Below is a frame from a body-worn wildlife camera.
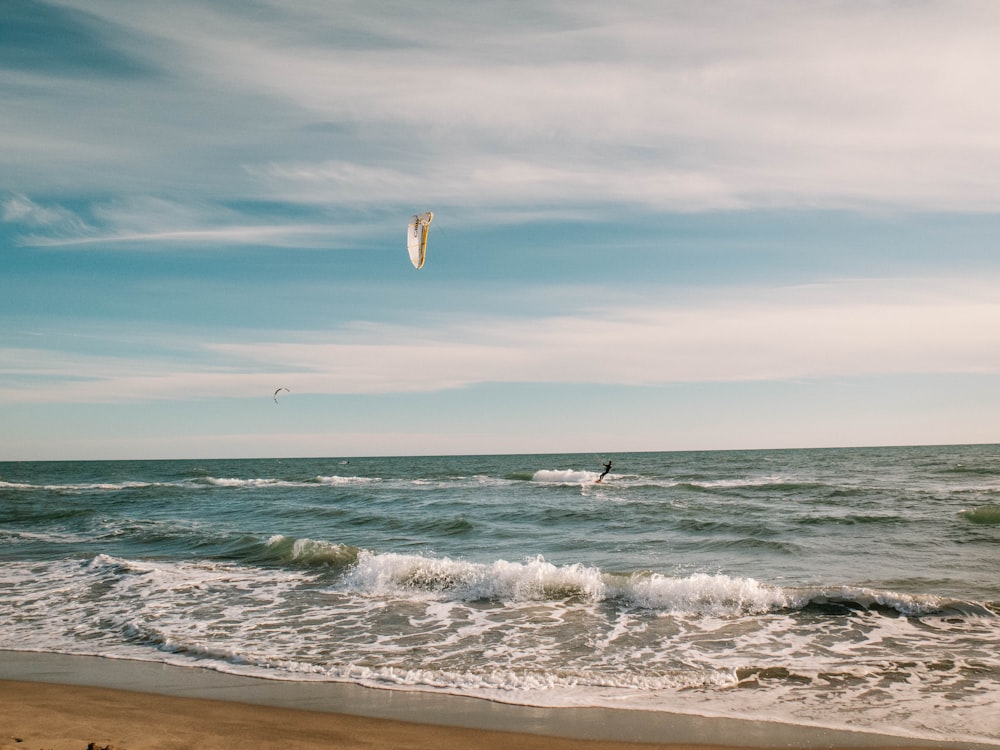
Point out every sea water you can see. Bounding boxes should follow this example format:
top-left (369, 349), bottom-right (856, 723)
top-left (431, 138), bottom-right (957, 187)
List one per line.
top-left (1, 445), bottom-right (998, 745)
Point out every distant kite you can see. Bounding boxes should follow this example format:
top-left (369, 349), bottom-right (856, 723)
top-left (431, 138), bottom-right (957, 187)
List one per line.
top-left (273, 387), bottom-right (290, 403)
top-left (407, 211), bottom-right (433, 269)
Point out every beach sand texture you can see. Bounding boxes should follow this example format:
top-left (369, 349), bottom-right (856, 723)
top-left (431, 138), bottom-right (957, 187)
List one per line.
top-left (3, 653), bottom-right (987, 750)
top-left (0, 679), bottom-right (946, 750)
top-left (2, 679), bottom-right (671, 750)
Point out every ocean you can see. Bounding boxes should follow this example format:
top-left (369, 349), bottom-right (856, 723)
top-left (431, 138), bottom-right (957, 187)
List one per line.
top-left (1, 445), bottom-right (998, 745)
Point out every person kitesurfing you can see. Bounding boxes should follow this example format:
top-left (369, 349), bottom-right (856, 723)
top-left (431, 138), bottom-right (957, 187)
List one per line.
top-left (597, 460), bottom-right (612, 483)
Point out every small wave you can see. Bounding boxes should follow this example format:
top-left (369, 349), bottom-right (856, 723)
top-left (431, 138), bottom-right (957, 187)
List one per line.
top-left (824, 488), bottom-right (866, 499)
top-left (716, 537), bottom-right (802, 554)
top-left (0, 480), bottom-right (36, 490)
top-left (342, 552), bottom-right (608, 601)
top-left (312, 475), bottom-right (378, 486)
top-left (735, 665), bottom-right (813, 686)
top-left (797, 513), bottom-right (905, 526)
top-left (671, 481), bottom-right (716, 494)
top-left (940, 464), bottom-right (1000, 477)
top-left (419, 517), bottom-right (473, 536)
top-left (270, 660), bottom-right (736, 695)
top-left (681, 475), bottom-right (813, 490)
top-left (507, 471), bottom-right (536, 481)
top-left (0, 527), bottom-right (92, 544)
top-left (788, 585), bottom-right (997, 618)
top-left (122, 619), bottom-right (246, 663)
top-left (614, 571), bottom-right (788, 615)
top-left (960, 504), bottom-right (1000, 525)
top-left (0, 480), bottom-right (160, 492)
top-left (263, 535), bottom-right (360, 569)
top-left (532, 469), bottom-right (597, 484)
top-left (86, 553), bottom-right (174, 578)
top-left (202, 477), bottom-right (299, 488)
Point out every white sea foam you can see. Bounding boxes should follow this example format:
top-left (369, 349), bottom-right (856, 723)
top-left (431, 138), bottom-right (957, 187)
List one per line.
top-left (312, 474), bottom-right (378, 485)
top-left (0, 527), bottom-right (92, 544)
top-left (2, 550), bottom-right (998, 746)
top-left (5, 448), bottom-right (1000, 746)
top-left (203, 477), bottom-right (301, 488)
top-left (785, 584), bottom-right (997, 618)
top-left (0, 480), bottom-right (159, 492)
top-left (532, 469), bottom-right (597, 484)
top-left (0, 480), bottom-right (36, 490)
top-left (336, 550), bottom-right (792, 617)
top-left (341, 551), bottom-right (608, 602)
top-left (620, 571), bottom-right (789, 615)
top-left (688, 474), bottom-right (793, 489)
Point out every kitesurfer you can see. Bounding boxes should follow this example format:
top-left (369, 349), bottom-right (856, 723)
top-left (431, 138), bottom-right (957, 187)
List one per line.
top-left (597, 460), bottom-right (612, 483)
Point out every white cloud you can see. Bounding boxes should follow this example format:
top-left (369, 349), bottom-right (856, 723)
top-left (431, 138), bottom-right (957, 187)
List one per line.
top-left (2, 194), bottom-right (90, 233)
top-left (6, 194), bottom-right (370, 249)
top-left (207, 1), bottom-right (1000, 210)
top-left (13, 1), bottom-right (1000, 213)
top-left (5, 276), bottom-right (999, 404)
top-left (21, 223), bottom-right (356, 249)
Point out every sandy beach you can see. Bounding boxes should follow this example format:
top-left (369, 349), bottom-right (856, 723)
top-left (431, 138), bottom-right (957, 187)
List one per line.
top-left (0, 679), bottom-right (697, 750)
top-left (0, 679), bottom-right (959, 750)
top-left (0, 653), bottom-right (987, 750)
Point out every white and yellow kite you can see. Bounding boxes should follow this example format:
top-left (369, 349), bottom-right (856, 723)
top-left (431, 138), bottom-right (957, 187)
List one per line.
top-left (406, 211), bottom-right (434, 269)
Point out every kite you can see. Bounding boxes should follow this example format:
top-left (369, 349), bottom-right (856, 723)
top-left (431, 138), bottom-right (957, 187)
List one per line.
top-left (407, 211), bottom-right (433, 269)
top-left (273, 387), bottom-right (290, 403)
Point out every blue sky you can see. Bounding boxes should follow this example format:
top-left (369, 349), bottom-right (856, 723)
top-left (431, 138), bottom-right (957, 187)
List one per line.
top-left (3, 1), bottom-right (1000, 460)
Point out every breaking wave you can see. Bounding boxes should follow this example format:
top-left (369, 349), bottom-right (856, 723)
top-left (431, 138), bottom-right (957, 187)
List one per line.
top-left (328, 549), bottom-right (995, 619)
top-left (531, 469), bottom-right (597, 484)
top-left (261, 535), bottom-right (360, 569)
top-left (961, 504), bottom-right (1000, 525)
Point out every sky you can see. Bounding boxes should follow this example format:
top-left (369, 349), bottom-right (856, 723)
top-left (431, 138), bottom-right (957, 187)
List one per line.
top-left (3, 0), bottom-right (1000, 461)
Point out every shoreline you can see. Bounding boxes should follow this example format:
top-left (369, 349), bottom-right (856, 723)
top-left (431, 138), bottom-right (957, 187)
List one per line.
top-left (1, 651), bottom-right (993, 750)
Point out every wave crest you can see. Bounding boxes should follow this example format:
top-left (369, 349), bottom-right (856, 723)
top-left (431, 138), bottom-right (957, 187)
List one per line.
top-left (961, 504), bottom-right (1000, 525)
top-left (618, 571), bottom-right (789, 615)
top-left (342, 552), bottom-right (607, 601)
top-left (264, 535), bottom-right (360, 569)
top-left (339, 552), bottom-right (790, 615)
top-left (532, 469), bottom-right (596, 484)
top-left (788, 585), bottom-right (996, 618)
top-left (312, 475), bottom-right (378, 485)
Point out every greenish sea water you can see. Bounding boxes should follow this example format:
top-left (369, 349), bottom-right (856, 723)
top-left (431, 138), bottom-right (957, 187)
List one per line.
top-left (2, 445), bottom-right (998, 744)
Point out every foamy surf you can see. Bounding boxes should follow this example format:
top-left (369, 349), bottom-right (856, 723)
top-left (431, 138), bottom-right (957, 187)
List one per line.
top-left (2, 448), bottom-right (999, 746)
top-left (532, 469), bottom-right (598, 484)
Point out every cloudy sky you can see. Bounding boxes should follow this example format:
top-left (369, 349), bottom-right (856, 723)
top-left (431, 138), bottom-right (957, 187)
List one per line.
top-left (4, 0), bottom-right (1000, 460)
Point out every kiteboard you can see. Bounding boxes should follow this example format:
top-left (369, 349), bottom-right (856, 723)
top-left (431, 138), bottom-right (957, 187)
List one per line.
top-left (407, 211), bottom-right (433, 269)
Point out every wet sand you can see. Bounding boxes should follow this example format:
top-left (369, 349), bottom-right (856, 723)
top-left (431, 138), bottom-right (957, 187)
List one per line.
top-left (0, 652), bottom-right (987, 750)
top-left (0, 679), bottom-right (716, 750)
